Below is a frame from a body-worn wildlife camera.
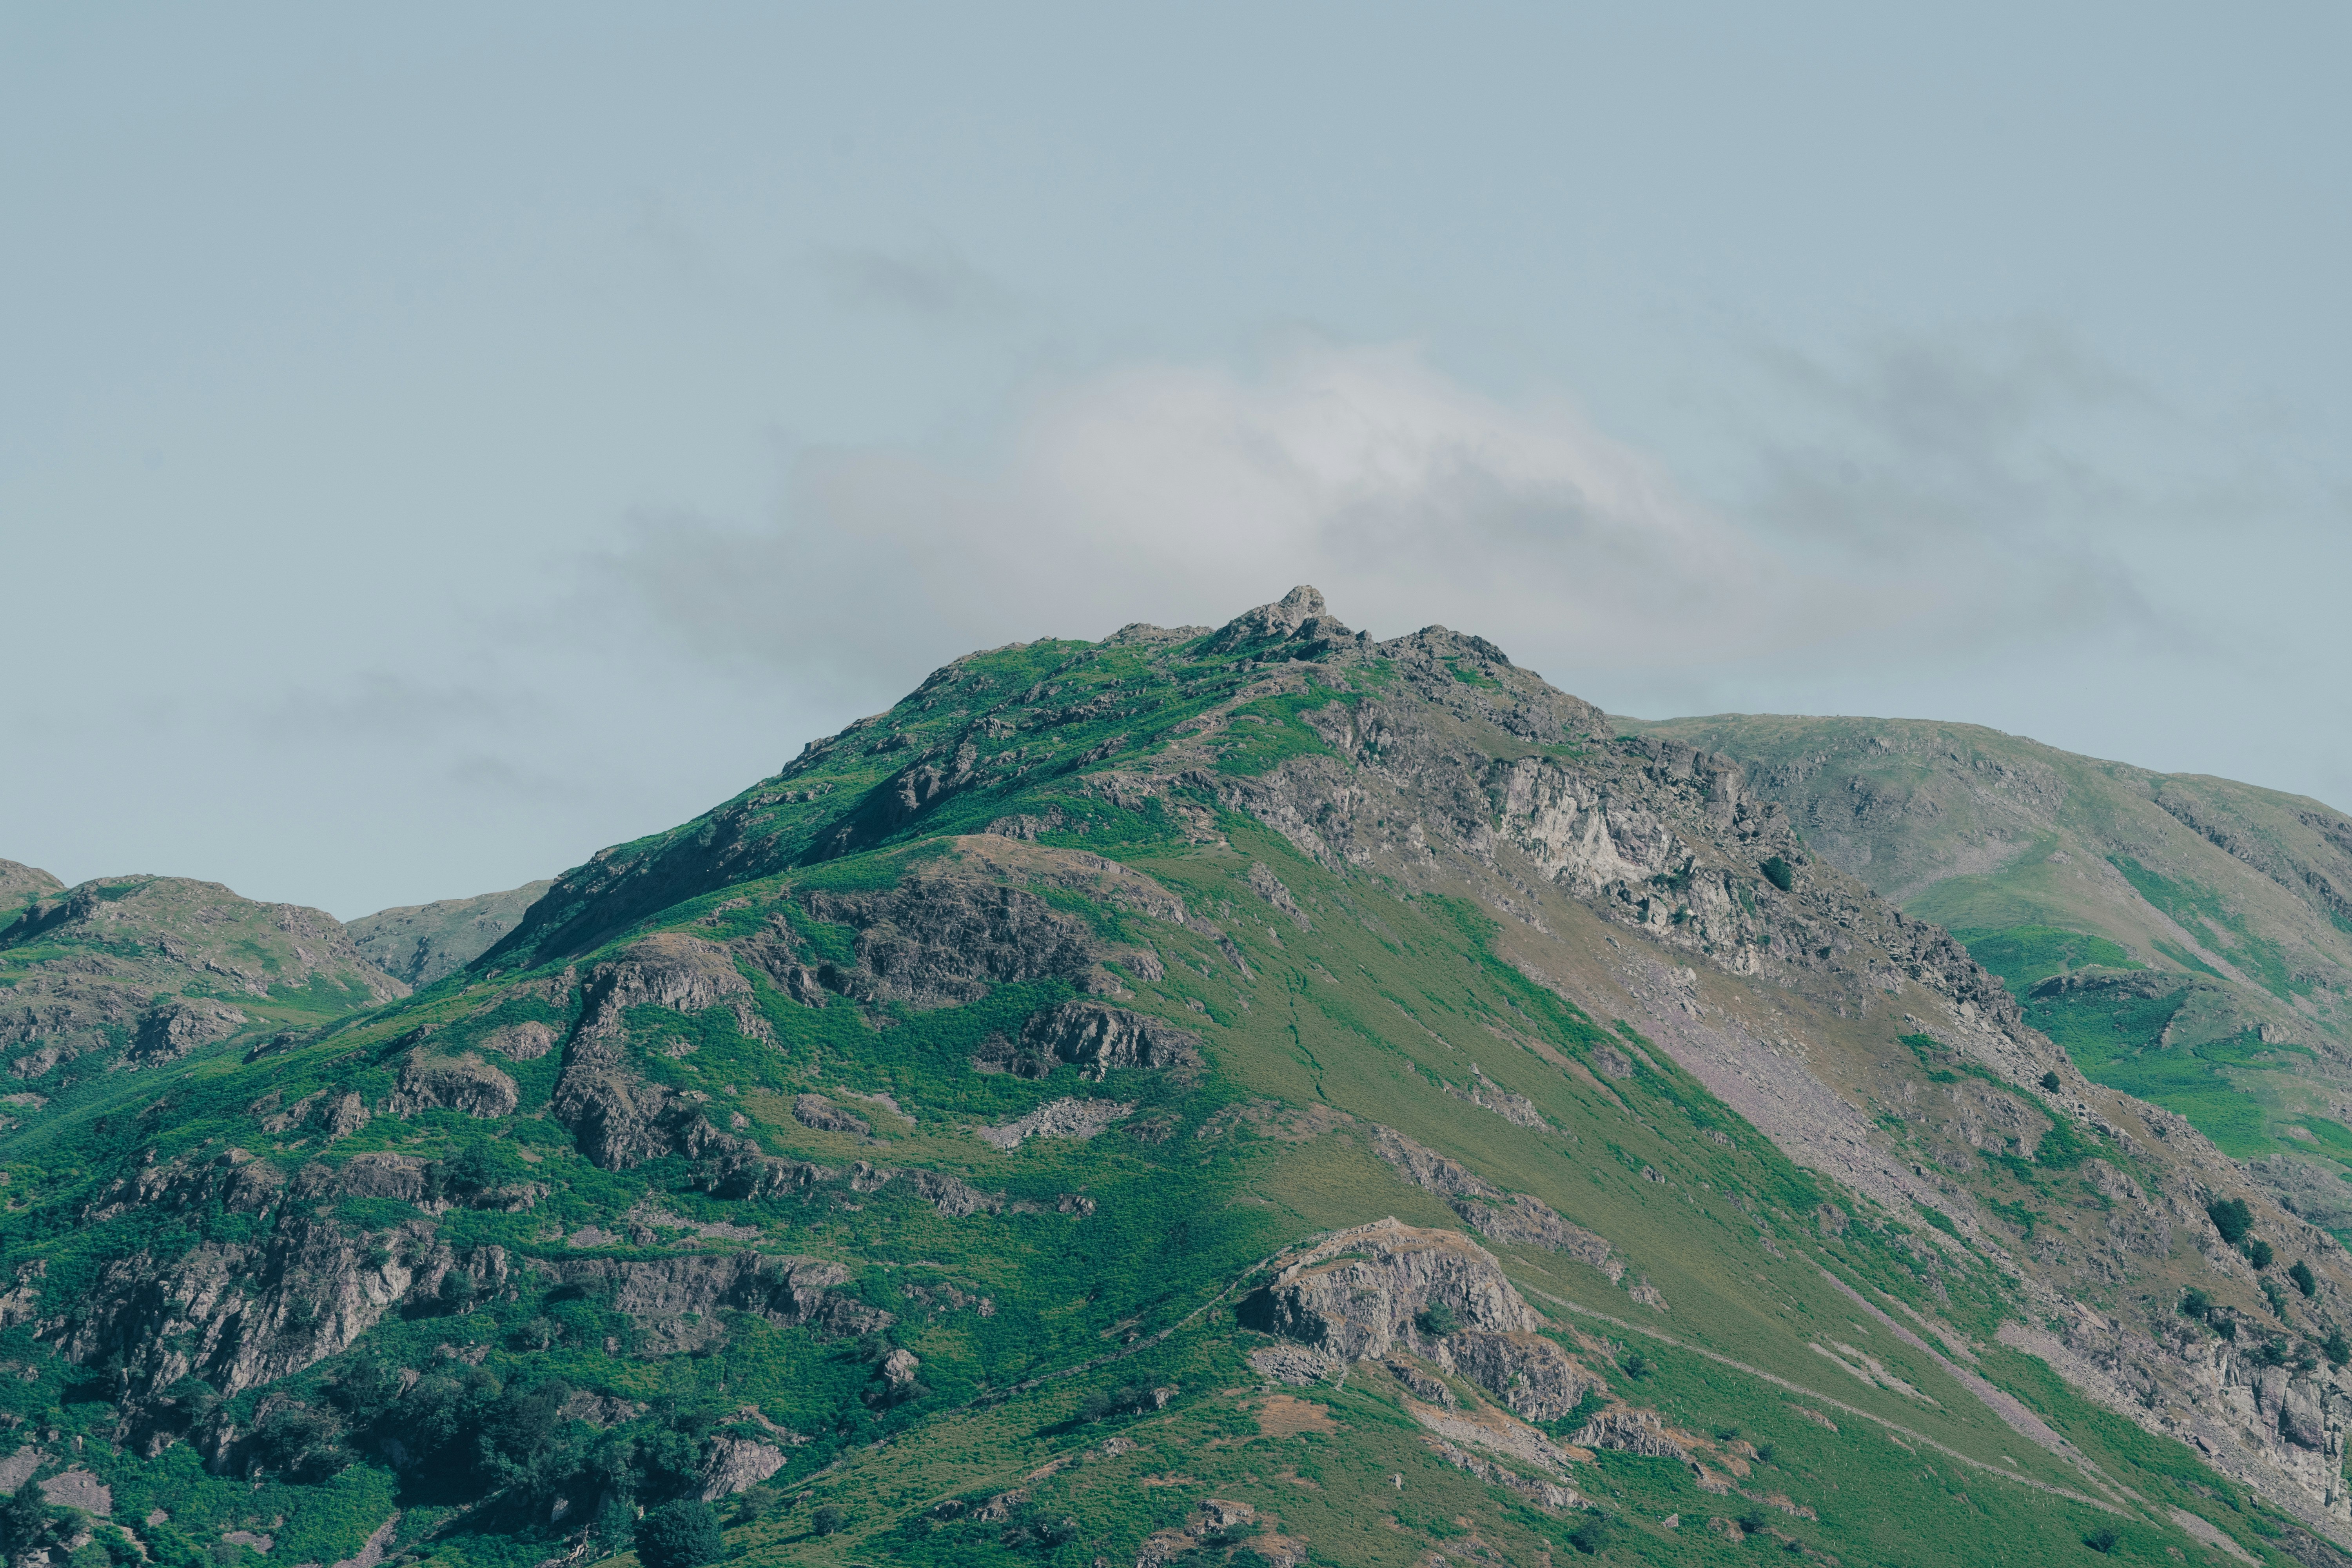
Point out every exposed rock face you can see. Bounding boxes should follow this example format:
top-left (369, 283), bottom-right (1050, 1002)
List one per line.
top-left (1018, 1002), bottom-right (1203, 1077)
top-left (905, 1171), bottom-right (1007, 1218)
top-left (550, 933), bottom-right (765, 1169)
top-left (2007, 1315), bottom-right (2352, 1521)
top-left (478, 1021), bottom-right (557, 1060)
top-left (1240, 1219), bottom-right (1542, 1359)
top-left (577, 933), bottom-right (762, 1040)
top-left (125, 999), bottom-right (251, 1067)
top-left (552, 1052), bottom-right (708, 1171)
top-left (43, 1215), bottom-right (508, 1419)
top-left (347, 880), bottom-right (554, 988)
top-left (320, 1153), bottom-right (429, 1203)
top-left (385, 1052), bottom-right (518, 1119)
top-left (324, 1093), bottom-right (370, 1139)
top-left (0, 1263), bottom-right (44, 1328)
top-left (698, 1436), bottom-right (787, 1501)
top-left (970, 1033), bottom-right (1054, 1078)
top-left (526, 1251), bottom-right (888, 1351)
top-left (791, 1094), bottom-right (870, 1136)
top-left (1443, 1331), bottom-right (1605, 1423)
top-left (1373, 1127), bottom-right (1622, 1280)
top-left (0, 1445), bottom-right (38, 1493)
top-left (82, 1147), bottom-right (285, 1226)
top-left (1572, 1406), bottom-right (1689, 1460)
top-left (978, 1096), bottom-right (1133, 1151)
top-left (1205, 584), bottom-right (1350, 656)
top-left (1240, 1220), bottom-right (1609, 1426)
top-left (39, 1470), bottom-right (110, 1514)
top-left (1250, 1345), bottom-right (1342, 1386)
top-left (801, 875), bottom-right (1101, 1008)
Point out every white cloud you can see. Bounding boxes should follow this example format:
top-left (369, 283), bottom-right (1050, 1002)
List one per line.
top-left (586, 337), bottom-right (2175, 710)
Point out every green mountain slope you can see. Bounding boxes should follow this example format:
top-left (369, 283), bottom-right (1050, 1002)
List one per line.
top-left (1624, 714), bottom-right (2352, 1232)
top-left (350, 881), bottom-right (557, 988)
top-left (5, 594), bottom-right (2352, 1568)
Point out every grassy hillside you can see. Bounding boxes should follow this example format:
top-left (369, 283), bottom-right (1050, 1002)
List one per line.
top-left (2, 596), bottom-right (2347, 1568)
top-left (1624, 714), bottom-right (2352, 1229)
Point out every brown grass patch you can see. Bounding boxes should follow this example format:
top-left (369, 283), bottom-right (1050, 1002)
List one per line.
top-left (1256, 1395), bottom-right (1339, 1436)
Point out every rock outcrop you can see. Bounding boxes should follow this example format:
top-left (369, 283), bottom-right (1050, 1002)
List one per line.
top-left (526, 1251), bottom-right (887, 1352)
top-left (800, 874), bottom-right (1102, 1008)
top-left (977, 1096), bottom-right (1133, 1151)
top-left (697, 1436), bottom-right (788, 1501)
top-left (43, 1214), bottom-right (508, 1430)
top-left (1242, 1220), bottom-right (1539, 1357)
top-left (550, 933), bottom-right (766, 1169)
top-left (1018, 1001), bottom-right (1203, 1077)
top-left (791, 1094), bottom-right (870, 1136)
top-left (1241, 1220), bottom-right (1609, 1429)
top-left (385, 1051), bottom-right (519, 1119)
top-left (1372, 1127), bottom-right (1622, 1280)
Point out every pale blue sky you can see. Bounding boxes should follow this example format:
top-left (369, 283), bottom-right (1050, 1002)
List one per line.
top-left (5, 5), bottom-right (2347, 916)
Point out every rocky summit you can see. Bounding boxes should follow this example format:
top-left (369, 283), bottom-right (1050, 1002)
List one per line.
top-left (4, 587), bottom-right (2352, 1568)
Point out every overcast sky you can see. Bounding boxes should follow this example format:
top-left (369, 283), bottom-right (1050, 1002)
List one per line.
top-left (5, 5), bottom-right (2348, 918)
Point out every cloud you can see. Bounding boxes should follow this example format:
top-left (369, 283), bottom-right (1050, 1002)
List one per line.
top-left (811, 241), bottom-right (1017, 326)
top-left (581, 337), bottom-right (2190, 712)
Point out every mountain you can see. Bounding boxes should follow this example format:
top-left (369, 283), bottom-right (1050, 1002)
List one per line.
top-left (0, 866), bottom-right (408, 1087)
top-left (349, 881), bottom-right (557, 989)
top-left (4, 590), bottom-right (2351, 1568)
top-left (1624, 714), bottom-right (2352, 1240)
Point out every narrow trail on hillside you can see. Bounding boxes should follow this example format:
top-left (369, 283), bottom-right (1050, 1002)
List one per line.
top-left (1809, 1259), bottom-right (2145, 1507)
top-left (1529, 1287), bottom-right (2132, 1517)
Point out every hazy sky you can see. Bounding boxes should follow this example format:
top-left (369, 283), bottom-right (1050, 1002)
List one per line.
top-left (5, 5), bottom-right (2348, 918)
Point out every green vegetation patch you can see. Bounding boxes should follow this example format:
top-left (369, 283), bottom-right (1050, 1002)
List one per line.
top-left (2111, 856), bottom-right (2305, 1000)
top-left (1957, 925), bottom-right (2143, 993)
top-left (2025, 978), bottom-right (2316, 1161)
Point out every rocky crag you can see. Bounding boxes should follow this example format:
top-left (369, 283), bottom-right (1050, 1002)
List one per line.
top-left (2, 590), bottom-right (2348, 1568)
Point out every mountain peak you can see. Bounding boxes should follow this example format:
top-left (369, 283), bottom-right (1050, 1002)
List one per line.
top-left (1206, 583), bottom-right (1350, 653)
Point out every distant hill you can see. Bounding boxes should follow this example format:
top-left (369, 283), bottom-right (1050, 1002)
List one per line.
top-left (348, 878), bottom-right (554, 987)
top-left (0, 867), bottom-right (407, 1083)
top-left (1624, 714), bottom-right (2352, 1229)
top-left (0, 858), bottom-right (63, 918)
